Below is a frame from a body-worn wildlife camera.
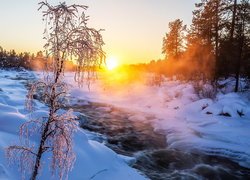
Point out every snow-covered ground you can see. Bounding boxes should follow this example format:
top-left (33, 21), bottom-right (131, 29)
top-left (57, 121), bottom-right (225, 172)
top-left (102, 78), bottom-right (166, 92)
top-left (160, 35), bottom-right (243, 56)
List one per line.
top-left (68, 72), bottom-right (250, 169)
top-left (0, 69), bottom-right (146, 180)
top-left (1, 69), bottom-right (250, 179)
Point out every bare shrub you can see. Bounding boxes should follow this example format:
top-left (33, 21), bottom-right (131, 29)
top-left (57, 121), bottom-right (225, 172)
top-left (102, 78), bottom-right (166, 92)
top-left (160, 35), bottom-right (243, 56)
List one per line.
top-left (193, 80), bottom-right (217, 99)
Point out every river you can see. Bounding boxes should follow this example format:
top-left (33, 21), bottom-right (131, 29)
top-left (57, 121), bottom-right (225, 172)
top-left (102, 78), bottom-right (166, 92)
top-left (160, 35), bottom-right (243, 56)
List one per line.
top-left (72, 102), bottom-right (250, 180)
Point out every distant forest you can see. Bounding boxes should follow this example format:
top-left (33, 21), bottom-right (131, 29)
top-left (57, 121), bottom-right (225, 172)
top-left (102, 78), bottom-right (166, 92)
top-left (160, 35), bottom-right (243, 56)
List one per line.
top-left (0, 0), bottom-right (249, 92)
top-left (0, 47), bottom-right (76, 71)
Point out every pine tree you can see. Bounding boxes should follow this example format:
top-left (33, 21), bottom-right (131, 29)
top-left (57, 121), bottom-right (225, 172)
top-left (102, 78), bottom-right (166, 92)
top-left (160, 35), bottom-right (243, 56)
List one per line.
top-left (187, 0), bottom-right (232, 79)
top-left (234, 0), bottom-right (250, 91)
top-left (162, 19), bottom-right (186, 60)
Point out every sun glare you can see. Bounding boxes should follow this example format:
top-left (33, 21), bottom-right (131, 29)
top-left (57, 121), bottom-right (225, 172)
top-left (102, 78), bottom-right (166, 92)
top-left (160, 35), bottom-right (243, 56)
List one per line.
top-left (106, 56), bottom-right (119, 70)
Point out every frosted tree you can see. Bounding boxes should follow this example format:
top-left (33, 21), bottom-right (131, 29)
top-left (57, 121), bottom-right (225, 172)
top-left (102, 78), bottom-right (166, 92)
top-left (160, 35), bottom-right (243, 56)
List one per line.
top-left (6, 1), bottom-right (105, 180)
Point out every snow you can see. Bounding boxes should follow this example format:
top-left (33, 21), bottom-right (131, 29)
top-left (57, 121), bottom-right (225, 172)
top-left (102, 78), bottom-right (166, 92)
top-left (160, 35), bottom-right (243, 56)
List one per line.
top-left (0, 69), bottom-right (146, 180)
top-left (1, 69), bottom-right (250, 179)
top-left (67, 72), bottom-right (250, 169)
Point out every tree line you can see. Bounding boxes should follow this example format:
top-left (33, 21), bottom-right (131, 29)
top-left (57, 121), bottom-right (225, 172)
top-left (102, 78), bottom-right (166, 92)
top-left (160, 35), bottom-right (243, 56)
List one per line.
top-left (158, 0), bottom-right (249, 92)
top-left (0, 47), bottom-right (77, 71)
top-left (0, 47), bottom-right (36, 69)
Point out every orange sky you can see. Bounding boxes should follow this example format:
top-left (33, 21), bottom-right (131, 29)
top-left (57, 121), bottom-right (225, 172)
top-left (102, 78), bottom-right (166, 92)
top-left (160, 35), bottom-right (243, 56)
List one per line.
top-left (0, 0), bottom-right (199, 64)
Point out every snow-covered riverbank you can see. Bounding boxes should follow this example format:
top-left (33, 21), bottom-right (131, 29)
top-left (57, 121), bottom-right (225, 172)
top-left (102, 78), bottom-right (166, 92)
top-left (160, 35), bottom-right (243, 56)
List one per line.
top-left (68, 73), bottom-right (250, 169)
top-left (0, 69), bottom-right (146, 180)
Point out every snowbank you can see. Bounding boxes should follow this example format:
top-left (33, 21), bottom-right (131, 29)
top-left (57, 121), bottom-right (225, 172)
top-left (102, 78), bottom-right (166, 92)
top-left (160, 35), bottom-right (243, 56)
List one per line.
top-left (0, 70), bottom-right (146, 180)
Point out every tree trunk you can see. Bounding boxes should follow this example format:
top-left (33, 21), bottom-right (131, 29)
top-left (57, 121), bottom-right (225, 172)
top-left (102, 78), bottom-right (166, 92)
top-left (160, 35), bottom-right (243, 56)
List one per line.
top-left (235, 35), bottom-right (244, 92)
top-left (31, 66), bottom-right (60, 179)
top-left (215, 0), bottom-right (219, 79)
top-left (31, 120), bottom-right (50, 180)
top-left (230, 0), bottom-right (237, 41)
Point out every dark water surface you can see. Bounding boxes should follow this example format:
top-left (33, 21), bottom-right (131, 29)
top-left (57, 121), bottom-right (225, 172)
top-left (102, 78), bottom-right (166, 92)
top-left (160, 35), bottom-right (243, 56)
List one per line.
top-left (73, 102), bottom-right (250, 180)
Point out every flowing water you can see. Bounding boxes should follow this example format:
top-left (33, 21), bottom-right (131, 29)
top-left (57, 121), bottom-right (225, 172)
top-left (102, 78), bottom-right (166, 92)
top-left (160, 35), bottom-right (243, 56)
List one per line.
top-left (72, 102), bottom-right (250, 180)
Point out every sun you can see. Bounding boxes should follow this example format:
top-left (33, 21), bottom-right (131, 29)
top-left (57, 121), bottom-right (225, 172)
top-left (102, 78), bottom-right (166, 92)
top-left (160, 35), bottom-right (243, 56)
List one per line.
top-left (106, 56), bottom-right (119, 70)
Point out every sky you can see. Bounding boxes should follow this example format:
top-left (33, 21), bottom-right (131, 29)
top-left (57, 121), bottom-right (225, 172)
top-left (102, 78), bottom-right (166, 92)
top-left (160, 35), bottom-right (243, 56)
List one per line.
top-left (0, 0), bottom-right (199, 64)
